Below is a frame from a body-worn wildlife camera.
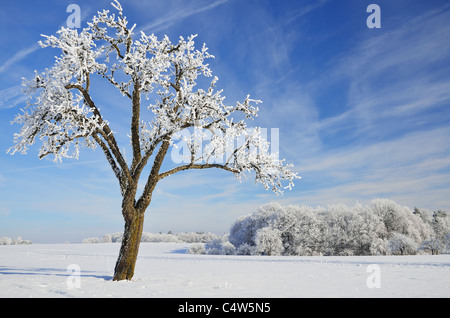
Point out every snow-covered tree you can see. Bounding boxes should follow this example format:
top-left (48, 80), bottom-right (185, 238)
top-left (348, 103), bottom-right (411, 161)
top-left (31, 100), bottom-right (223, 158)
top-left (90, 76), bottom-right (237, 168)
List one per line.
top-left (419, 237), bottom-right (444, 255)
top-left (228, 200), bottom-right (434, 257)
top-left (282, 205), bottom-right (324, 255)
top-left (387, 232), bottom-right (418, 255)
top-left (0, 237), bottom-right (13, 245)
top-left (431, 210), bottom-right (450, 242)
top-left (8, 1), bottom-right (298, 281)
top-left (443, 233), bottom-right (450, 254)
top-left (255, 227), bottom-right (283, 256)
top-left (368, 199), bottom-right (431, 244)
top-left (229, 202), bottom-right (282, 248)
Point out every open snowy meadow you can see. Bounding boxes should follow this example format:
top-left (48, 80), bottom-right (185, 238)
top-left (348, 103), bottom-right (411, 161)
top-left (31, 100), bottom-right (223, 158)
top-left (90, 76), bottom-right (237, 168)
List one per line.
top-left (0, 242), bottom-right (449, 298)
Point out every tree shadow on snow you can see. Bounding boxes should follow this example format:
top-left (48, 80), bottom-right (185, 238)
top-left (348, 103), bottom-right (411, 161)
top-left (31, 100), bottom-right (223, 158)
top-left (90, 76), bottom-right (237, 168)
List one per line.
top-left (0, 266), bottom-right (112, 280)
top-left (169, 248), bottom-right (188, 254)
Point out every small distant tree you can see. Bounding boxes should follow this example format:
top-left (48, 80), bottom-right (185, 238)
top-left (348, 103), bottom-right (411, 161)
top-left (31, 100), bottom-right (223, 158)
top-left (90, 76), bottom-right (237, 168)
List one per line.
top-left (419, 237), bottom-right (444, 255)
top-left (387, 232), bottom-right (418, 255)
top-left (0, 237), bottom-right (12, 245)
top-left (431, 210), bottom-right (450, 242)
top-left (8, 1), bottom-right (298, 280)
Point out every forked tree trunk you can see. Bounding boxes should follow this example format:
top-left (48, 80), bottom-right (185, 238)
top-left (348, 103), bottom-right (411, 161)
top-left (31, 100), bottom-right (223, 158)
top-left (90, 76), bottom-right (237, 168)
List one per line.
top-left (112, 141), bottom-right (169, 281)
top-left (113, 207), bottom-right (145, 281)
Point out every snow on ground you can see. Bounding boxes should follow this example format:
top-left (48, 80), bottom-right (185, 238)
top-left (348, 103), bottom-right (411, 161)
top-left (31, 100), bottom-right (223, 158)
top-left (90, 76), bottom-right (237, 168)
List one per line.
top-left (0, 243), bottom-right (449, 298)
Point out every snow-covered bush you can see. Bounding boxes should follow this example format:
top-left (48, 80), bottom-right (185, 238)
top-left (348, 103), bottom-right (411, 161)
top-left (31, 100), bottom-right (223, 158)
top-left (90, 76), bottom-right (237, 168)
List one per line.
top-left (141, 232), bottom-right (182, 243)
top-left (221, 241), bottom-right (236, 255)
top-left (100, 232), bottom-right (123, 242)
top-left (236, 243), bottom-right (258, 255)
top-left (187, 244), bottom-right (206, 255)
top-left (176, 232), bottom-right (220, 243)
top-left (187, 238), bottom-right (236, 255)
top-left (0, 237), bottom-right (13, 245)
top-left (15, 237), bottom-right (32, 245)
top-left (0, 236), bottom-right (32, 245)
top-left (204, 238), bottom-right (223, 255)
top-left (101, 233), bottom-right (113, 243)
top-left (82, 237), bottom-right (100, 244)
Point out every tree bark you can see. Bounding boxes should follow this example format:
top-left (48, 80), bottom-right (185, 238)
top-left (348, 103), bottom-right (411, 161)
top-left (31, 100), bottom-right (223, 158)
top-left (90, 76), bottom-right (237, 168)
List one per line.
top-left (113, 205), bottom-right (145, 281)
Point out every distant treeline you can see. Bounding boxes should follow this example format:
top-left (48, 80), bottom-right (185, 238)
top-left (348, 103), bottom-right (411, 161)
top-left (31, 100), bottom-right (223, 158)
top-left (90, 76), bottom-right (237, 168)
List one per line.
top-left (0, 236), bottom-right (32, 245)
top-left (82, 231), bottom-right (221, 244)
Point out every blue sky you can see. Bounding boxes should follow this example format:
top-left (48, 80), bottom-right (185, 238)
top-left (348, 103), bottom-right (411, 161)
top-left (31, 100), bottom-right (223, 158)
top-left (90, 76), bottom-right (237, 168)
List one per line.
top-left (1, 0), bottom-right (449, 243)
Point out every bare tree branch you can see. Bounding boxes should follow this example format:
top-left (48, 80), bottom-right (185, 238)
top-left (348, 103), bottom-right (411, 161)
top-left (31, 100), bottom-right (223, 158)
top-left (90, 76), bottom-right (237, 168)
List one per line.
top-left (130, 80), bottom-right (141, 171)
top-left (159, 163), bottom-right (239, 180)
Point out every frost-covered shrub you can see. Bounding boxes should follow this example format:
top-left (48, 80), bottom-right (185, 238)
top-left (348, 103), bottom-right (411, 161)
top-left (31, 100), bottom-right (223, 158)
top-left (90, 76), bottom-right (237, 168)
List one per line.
top-left (111, 232), bottom-right (123, 242)
top-left (100, 232), bottom-right (122, 242)
top-left (82, 237), bottom-right (100, 244)
top-left (187, 239), bottom-right (236, 255)
top-left (141, 232), bottom-right (182, 243)
top-left (221, 241), bottom-right (236, 255)
top-left (11, 236), bottom-right (32, 245)
top-left (0, 237), bottom-right (13, 245)
top-left (295, 245), bottom-right (315, 256)
top-left (236, 243), bottom-right (257, 255)
top-left (101, 233), bottom-right (113, 243)
top-left (255, 227), bottom-right (283, 256)
top-left (0, 236), bottom-right (32, 245)
top-left (177, 232), bottom-right (220, 243)
top-left (187, 244), bottom-right (206, 255)
top-left (205, 238), bottom-right (224, 255)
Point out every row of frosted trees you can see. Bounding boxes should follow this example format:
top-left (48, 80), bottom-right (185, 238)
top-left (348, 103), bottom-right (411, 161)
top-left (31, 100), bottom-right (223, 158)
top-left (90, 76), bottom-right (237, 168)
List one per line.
top-left (215, 199), bottom-right (449, 256)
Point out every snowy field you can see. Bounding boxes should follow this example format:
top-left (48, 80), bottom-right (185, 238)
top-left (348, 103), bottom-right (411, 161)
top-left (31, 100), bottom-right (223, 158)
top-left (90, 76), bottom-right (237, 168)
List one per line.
top-left (0, 243), bottom-right (449, 298)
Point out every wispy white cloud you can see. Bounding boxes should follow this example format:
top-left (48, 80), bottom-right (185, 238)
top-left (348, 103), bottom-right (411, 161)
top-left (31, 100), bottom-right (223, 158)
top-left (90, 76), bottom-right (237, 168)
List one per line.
top-left (317, 4), bottom-right (450, 137)
top-left (138, 0), bottom-right (229, 33)
top-left (294, 125), bottom-right (450, 210)
top-left (274, 4), bottom-right (450, 211)
top-left (0, 85), bottom-right (28, 110)
top-left (0, 44), bottom-right (39, 74)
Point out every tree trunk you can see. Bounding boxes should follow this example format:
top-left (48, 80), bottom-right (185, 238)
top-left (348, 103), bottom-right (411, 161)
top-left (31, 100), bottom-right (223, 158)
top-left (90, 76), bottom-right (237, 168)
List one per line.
top-left (112, 141), bottom-right (168, 281)
top-left (113, 207), bottom-right (145, 281)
